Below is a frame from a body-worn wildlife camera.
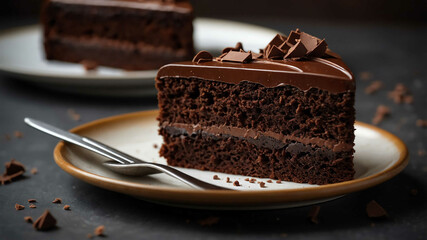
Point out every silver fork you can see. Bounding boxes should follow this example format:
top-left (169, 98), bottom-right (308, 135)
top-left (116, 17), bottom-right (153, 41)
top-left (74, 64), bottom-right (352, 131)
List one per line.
top-left (24, 118), bottom-right (230, 190)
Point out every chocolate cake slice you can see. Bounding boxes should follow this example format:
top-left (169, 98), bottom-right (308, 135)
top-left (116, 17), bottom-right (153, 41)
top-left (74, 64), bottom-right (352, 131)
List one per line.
top-left (156, 30), bottom-right (355, 185)
top-left (41, 0), bottom-right (194, 70)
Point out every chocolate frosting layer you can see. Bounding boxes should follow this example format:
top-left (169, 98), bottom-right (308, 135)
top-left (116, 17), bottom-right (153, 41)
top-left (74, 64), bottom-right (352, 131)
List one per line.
top-left (157, 57), bottom-right (354, 93)
top-left (162, 122), bottom-right (353, 152)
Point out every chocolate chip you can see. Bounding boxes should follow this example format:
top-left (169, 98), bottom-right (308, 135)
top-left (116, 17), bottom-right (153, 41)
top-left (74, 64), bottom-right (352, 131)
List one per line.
top-left (364, 81), bottom-right (383, 94)
top-left (259, 182), bottom-right (266, 188)
top-left (233, 181), bottom-right (240, 186)
top-left (249, 178), bottom-right (256, 183)
top-left (192, 51), bottom-right (213, 64)
top-left (244, 178), bottom-right (250, 181)
top-left (222, 42), bottom-right (244, 54)
top-left (15, 203), bottom-right (25, 210)
top-left (24, 216), bottom-right (33, 223)
top-left (372, 105), bottom-right (390, 125)
top-left (221, 51), bottom-right (252, 63)
top-left (63, 205), bottom-right (71, 210)
top-left (267, 180), bottom-right (273, 183)
top-left (366, 200), bottom-right (387, 218)
top-left (33, 210), bottom-right (57, 231)
top-left (153, 144), bottom-right (158, 149)
top-left (226, 177), bottom-right (231, 183)
top-left (52, 198), bottom-right (62, 204)
top-left (197, 217), bottom-right (220, 226)
top-left (29, 204), bottom-right (36, 208)
top-left (94, 225), bottom-right (105, 236)
top-left (213, 175), bottom-right (220, 180)
top-left (28, 199), bottom-right (37, 203)
top-left (308, 205), bottom-right (320, 224)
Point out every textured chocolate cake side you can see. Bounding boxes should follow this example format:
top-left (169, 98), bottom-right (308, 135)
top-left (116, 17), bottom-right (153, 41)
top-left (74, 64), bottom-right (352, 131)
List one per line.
top-left (41, 0), bottom-right (194, 70)
top-left (156, 31), bottom-right (356, 185)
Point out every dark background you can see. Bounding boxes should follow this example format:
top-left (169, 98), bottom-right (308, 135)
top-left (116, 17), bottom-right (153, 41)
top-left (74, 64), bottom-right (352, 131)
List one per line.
top-left (0, 0), bottom-right (426, 239)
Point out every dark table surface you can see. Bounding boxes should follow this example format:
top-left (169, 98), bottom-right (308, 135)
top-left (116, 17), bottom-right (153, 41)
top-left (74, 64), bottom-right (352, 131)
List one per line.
top-left (0, 17), bottom-right (426, 240)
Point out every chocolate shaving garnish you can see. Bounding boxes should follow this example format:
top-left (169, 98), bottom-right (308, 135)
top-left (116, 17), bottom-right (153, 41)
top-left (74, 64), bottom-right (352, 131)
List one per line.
top-left (30, 168), bottom-right (38, 175)
top-left (29, 204), bottom-right (36, 208)
top-left (24, 216), bottom-right (33, 223)
top-left (249, 178), bottom-right (256, 183)
top-left (52, 198), bottom-right (62, 204)
top-left (259, 182), bottom-right (266, 188)
top-left (266, 45), bottom-right (286, 59)
top-left (63, 205), bottom-right (71, 210)
top-left (221, 51), bottom-right (252, 63)
top-left (366, 200), bottom-right (388, 218)
top-left (233, 181), bottom-right (240, 186)
top-left (300, 32), bottom-right (319, 53)
top-left (15, 203), bottom-right (25, 210)
top-left (1, 159), bottom-right (25, 185)
top-left (416, 119), bottom-right (427, 128)
top-left (213, 175), bottom-right (220, 180)
top-left (308, 205), bottom-right (320, 224)
top-left (197, 217), bottom-right (220, 226)
top-left (372, 105), bottom-right (390, 125)
top-left (34, 210), bottom-right (57, 231)
top-left (323, 48), bottom-right (341, 59)
top-left (226, 177), bottom-right (231, 183)
top-left (192, 51), bottom-right (213, 64)
top-left (284, 40), bottom-right (307, 59)
top-left (307, 39), bottom-right (328, 57)
top-left (94, 225), bottom-right (105, 236)
top-left (222, 42), bottom-right (244, 54)
top-left (250, 51), bottom-right (263, 59)
top-left (28, 199), bottom-right (37, 203)
top-left (388, 83), bottom-right (413, 104)
top-left (286, 30), bottom-right (301, 45)
top-left (364, 81), bottom-right (383, 94)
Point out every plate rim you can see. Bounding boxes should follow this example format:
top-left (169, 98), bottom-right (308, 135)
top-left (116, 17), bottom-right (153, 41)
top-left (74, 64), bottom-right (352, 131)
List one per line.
top-left (53, 110), bottom-right (409, 206)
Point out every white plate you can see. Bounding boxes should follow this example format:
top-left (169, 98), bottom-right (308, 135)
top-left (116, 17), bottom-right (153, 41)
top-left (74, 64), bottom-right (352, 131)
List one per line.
top-left (54, 110), bottom-right (409, 210)
top-left (0, 18), bottom-right (279, 96)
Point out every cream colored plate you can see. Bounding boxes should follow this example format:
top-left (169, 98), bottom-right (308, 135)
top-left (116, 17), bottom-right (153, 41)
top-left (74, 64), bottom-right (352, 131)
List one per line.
top-left (54, 110), bottom-right (409, 210)
top-left (0, 18), bottom-right (279, 96)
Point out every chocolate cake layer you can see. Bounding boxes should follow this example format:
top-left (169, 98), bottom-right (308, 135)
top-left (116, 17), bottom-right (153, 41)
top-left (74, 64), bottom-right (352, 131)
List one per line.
top-left (42, 0), bottom-right (194, 70)
top-left (157, 78), bottom-right (355, 144)
top-left (160, 128), bottom-right (355, 185)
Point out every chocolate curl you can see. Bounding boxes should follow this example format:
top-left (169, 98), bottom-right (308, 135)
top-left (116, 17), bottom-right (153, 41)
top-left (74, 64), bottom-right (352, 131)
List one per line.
top-left (221, 51), bottom-right (252, 63)
top-left (222, 42), bottom-right (244, 54)
top-left (192, 51), bottom-right (213, 64)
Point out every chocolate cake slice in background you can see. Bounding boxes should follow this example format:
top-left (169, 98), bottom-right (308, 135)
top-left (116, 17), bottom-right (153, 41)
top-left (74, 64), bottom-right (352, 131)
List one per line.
top-left (156, 30), bottom-right (355, 185)
top-left (41, 0), bottom-right (194, 70)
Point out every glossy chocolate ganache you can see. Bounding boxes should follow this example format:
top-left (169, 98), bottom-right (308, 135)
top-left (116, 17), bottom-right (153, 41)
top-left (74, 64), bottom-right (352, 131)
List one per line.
top-left (157, 29), bottom-right (355, 154)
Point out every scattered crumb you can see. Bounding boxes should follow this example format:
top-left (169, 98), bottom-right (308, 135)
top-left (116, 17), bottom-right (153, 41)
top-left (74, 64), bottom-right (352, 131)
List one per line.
top-left (410, 189), bottom-right (418, 196)
top-left (30, 168), bottom-right (38, 175)
top-left (28, 199), bottom-right (37, 203)
top-left (67, 109), bottom-right (81, 121)
top-left (33, 210), bottom-right (57, 231)
top-left (366, 200), bottom-right (388, 218)
top-left (1, 159), bottom-right (26, 185)
top-left (64, 205), bottom-right (71, 210)
top-left (52, 198), bottom-right (62, 204)
top-left (24, 216), bottom-right (33, 223)
top-left (87, 233), bottom-right (93, 239)
top-left (364, 80), bottom-right (383, 94)
top-left (267, 180), bottom-right (273, 183)
top-left (276, 180), bottom-right (282, 184)
top-left (249, 178), bottom-right (256, 183)
top-left (197, 217), bottom-right (220, 226)
top-left (15, 204), bottom-right (25, 210)
top-left (418, 150), bottom-right (426, 157)
top-left (29, 204), bottom-right (36, 208)
top-left (81, 60), bottom-right (98, 71)
top-left (233, 181), bottom-right (240, 187)
top-left (259, 182), bottom-right (266, 188)
top-left (14, 131), bottom-right (23, 138)
top-left (94, 225), bottom-right (105, 236)
top-left (213, 175), bottom-right (220, 180)
top-left (5, 134), bottom-right (11, 140)
top-left (308, 205), bottom-right (321, 224)
top-left (153, 144), bottom-right (158, 149)
top-left (226, 177), bottom-right (231, 183)
top-left (388, 83), bottom-right (413, 104)
top-left (244, 178), bottom-right (249, 181)
top-left (359, 71), bottom-right (373, 81)
top-left (416, 119), bottom-right (427, 128)
top-left (372, 105), bottom-right (390, 125)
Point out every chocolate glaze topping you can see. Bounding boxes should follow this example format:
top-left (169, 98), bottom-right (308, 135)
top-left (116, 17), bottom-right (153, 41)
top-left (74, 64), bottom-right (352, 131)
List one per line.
top-left (158, 29), bottom-right (354, 93)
